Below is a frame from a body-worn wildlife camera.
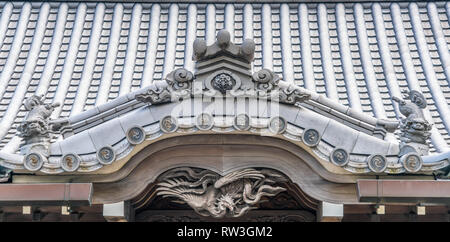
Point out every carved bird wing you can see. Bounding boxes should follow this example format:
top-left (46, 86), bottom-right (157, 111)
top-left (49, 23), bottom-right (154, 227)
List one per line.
top-left (157, 178), bottom-right (211, 195)
top-left (161, 167), bottom-right (218, 181)
top-left (156, 185), bottom-right (208, 209)
top-left (214, 168), bottom-right (265, 189)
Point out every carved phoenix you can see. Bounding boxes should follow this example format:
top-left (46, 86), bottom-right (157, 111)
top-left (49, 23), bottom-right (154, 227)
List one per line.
top-left (156, 167), bottom-right (287, 218)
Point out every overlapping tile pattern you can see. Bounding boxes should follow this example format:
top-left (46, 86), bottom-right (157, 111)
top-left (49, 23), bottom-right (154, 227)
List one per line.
top-left (0, 1), bottom-right (449, 153)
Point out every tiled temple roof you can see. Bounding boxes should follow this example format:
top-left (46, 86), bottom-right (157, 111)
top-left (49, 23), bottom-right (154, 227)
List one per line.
top-left (0, 1), bottom-right (449, 154)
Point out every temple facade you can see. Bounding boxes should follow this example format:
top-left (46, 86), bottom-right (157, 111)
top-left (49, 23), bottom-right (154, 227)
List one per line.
top-left (0, 0), bottom-right (449, 222)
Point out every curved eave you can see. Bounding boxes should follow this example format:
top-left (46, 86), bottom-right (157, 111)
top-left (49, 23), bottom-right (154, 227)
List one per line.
top-left (1, 83), bottom-right (447, 175)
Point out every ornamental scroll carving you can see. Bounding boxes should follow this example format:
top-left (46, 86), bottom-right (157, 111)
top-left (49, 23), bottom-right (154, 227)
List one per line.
top-left (135, 87), bottom-right (171, 104)
top-left (135, 68), bottom-right (194, 104)
top-left (136, 30), bottom-right (311, 107)
top-left (251, 69), bottom-right (311, 104)
top-left (156, 167), bottom-right (287, 218)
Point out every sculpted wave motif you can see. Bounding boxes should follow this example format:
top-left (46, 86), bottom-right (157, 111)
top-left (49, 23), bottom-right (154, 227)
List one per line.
top-left (135, 68), bottom-right (193, 105)
top-left (156, 167), bottom-right (287, 218)
top-left (135, 87), bottom-right (171, 105)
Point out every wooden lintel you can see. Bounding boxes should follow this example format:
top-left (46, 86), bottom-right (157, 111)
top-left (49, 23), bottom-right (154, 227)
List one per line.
top-left (357, 179), bottom-right (450, 204)
top-left (0, 183), bottom-right (93, 206)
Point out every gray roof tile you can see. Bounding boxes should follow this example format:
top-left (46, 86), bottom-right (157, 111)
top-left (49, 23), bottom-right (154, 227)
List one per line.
top-left (0, 1), bottom-right (449, 154)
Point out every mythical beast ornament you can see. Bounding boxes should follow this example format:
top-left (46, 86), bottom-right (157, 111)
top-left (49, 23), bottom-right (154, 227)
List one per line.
top-left (17, 95), bottom-right (61, 171)
top-left (156, 167), bottom-right (287, 218)
top-left (393, 90), bottom-right (432, 155)
top-left (17, 95), bottom-right (60, 143)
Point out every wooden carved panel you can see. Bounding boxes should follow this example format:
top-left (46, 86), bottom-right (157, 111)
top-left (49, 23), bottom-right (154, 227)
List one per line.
top-left (131, 168), bottom-right (318, 222)
top-left (135, 210), bottom-right (316, 222)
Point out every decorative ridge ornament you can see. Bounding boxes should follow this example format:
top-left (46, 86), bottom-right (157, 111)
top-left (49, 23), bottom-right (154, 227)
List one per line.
top-left (136, 68), bottom-right (194, 104)
top-left (193, 29), bottom-right (255, 63)
top-left (278, 83), bottom-right (312, 105)
top-left (393, 90), bottom-right (432, 156)
top-left (166, 68), bottom-right (194, 90)
top-left (16, 95), bottom-right (60, 172)
top-left (253, 69), bottom-right (280, 90)
top-left (212, 73), bottom-right (236, 94)
top-left (156, 167), bottom-right (287, 218)
top-left (136, 29), bottom-right (312, 106)
top-left (17, 95), bottom-right (60, 144)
